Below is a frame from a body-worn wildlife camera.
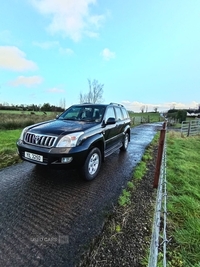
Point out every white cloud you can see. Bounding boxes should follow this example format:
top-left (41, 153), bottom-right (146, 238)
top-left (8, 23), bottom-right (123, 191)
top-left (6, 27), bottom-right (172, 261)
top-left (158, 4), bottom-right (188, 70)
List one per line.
top-left (31, 0), bottom-right (105, 41)
top-left (164, 101), bottom-right (199, 110)
top-left (85, 31), bottom-right (99, 38)
top-left (47, 87), bottom-right (65, 93)
top-left (121, 101), bottom-right (157, 112)
top-left (9, 76), bottom-right (43, 87)
top-left (59, 47), bottom-right (74, 55)
top-left (0, 46), bottom-right (37, 71)
top-left (121, 101), bottom-right (200, 112)
top-left (101, 48), bottom-right (115, 61)
top-left (33, 41), bottom-right (59, 49)
top-left (33, 41), bottom-right (74, 55)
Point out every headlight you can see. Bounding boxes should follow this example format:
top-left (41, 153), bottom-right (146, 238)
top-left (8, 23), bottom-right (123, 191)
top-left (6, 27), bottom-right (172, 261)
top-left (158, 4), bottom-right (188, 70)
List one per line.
top-left (56, 132), bottom-right (84, 148)
top-left (19, 127), bottom-right (29, 141)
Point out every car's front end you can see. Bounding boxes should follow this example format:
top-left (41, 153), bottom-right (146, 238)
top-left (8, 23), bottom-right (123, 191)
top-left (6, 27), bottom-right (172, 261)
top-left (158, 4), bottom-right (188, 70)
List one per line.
top-left (16, 119), bottom-right (96, 169)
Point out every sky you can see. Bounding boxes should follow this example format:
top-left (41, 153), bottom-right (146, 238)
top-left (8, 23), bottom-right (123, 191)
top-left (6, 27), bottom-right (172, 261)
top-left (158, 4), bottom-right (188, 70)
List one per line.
top-left (0, 0), bottom-right (200, 112)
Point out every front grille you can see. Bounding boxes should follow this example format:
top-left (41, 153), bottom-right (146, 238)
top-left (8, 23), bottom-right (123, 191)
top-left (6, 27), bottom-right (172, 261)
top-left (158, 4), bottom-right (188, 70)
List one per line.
top-left (24, 132), bottom-right (57, 148)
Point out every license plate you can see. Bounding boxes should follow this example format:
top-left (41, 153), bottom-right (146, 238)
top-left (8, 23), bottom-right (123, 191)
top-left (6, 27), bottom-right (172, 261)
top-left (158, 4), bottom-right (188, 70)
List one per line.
top-left (25, 151), bottom-right (43, 162)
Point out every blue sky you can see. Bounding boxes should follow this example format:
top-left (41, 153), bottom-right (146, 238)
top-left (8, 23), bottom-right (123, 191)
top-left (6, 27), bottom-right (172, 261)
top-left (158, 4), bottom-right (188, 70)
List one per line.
top-left (0, 0), bottom-right (200, 112)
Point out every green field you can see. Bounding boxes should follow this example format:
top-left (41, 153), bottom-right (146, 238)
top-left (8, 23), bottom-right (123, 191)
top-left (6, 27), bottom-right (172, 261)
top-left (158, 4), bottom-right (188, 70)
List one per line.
top-left (0, 129), bottom-right (22, 169)
top-left (0, 111), bottom-right (57, 130)
top-left (0, 110), bottom-right (55, 115)
top-left (165, 132), bottom-right (200, 266)
top-left (129, 111), bottom-right (163, 124)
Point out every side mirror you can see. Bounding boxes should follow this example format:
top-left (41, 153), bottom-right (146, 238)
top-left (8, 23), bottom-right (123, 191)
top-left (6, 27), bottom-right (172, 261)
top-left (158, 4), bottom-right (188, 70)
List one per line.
top-left (106, 117), bottom-right (116, 125)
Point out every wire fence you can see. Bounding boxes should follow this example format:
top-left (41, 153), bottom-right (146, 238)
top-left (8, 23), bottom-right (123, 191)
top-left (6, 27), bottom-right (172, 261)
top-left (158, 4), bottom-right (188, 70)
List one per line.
top-left (148, 122), bottom-right (168, 267)
top-left (148, 119), bottom-right (200, 266)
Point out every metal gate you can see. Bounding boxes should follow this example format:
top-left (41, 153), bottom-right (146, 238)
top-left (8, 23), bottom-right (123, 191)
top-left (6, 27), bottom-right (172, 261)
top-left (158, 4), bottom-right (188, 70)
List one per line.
top-left (181, 119), bottom-right (200, 136)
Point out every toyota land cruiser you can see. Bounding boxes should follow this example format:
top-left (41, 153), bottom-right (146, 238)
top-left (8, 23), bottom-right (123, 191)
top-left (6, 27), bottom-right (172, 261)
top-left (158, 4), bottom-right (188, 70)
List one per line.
top-left (17, 103), bottom-right (131, 180)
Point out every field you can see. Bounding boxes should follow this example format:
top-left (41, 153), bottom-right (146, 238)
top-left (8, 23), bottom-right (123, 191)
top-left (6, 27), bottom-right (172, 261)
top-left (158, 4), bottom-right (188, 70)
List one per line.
top-left (165, 132), bottom-right (200, 266)
top-left (129, 111), bottom-right (163, 124)
top-left (0, 111), bottom-right (58, 130)
top-left (0, 129), bottom-right (22, 169)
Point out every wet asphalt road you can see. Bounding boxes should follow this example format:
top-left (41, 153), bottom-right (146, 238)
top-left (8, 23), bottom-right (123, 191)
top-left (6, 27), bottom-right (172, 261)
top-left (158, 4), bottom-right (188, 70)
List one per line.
top-left (0, 123), bottom-right (162, 267)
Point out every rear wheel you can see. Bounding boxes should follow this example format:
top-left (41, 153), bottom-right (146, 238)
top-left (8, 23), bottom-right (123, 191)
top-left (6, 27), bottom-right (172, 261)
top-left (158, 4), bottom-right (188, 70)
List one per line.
top-left (80, 147), bottom-right (102, 181)
top-left (120, 132), bottom-right (129, 151)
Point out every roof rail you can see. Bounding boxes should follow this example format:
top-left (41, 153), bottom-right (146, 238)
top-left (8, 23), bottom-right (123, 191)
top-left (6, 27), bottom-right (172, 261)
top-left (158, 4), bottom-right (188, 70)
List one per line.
top-left (109, 103), bottom-right (124, 107)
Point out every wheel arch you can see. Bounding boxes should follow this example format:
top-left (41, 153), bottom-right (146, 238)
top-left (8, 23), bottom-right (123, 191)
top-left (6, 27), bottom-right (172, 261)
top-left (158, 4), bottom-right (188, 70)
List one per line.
top-left (124, 125), bottom-right (131, 141)
top-left (81, 133), bottom-right (105, 162)
top-left (88, 140), bottom-right (104, 162)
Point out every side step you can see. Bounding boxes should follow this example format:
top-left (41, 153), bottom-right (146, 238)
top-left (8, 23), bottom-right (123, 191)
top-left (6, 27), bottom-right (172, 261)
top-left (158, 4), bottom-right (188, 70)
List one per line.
top-left (104, 142), bottom-right (122, 158)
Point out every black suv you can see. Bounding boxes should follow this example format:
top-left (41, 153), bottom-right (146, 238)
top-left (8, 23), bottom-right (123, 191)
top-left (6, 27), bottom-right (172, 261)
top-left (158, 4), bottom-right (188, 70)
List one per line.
top-left (17, 103), bottom-right (131, 180)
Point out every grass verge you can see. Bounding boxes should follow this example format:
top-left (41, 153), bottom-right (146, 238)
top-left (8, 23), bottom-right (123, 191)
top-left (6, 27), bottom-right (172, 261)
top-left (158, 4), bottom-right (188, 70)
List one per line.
top-left (165, 132), bottom-right (200, 267)
top-left (0, 129), bottom-right (22, 169)
top-left (116, 130), bottom-right (200, 267)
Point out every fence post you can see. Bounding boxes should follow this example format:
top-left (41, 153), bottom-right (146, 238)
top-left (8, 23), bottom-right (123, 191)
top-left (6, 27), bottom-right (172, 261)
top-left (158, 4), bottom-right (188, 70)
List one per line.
top-left (153, 123), bottom-right (166, 188)
top-left (187, 121), bottom-right (191, 137)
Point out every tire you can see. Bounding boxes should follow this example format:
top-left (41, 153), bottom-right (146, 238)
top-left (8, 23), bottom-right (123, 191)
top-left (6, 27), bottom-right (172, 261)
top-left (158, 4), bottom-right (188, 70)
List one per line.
top-left (120, 132), bottom-right (129, 151)
top-left (80, 147), bottom-right (102, 181)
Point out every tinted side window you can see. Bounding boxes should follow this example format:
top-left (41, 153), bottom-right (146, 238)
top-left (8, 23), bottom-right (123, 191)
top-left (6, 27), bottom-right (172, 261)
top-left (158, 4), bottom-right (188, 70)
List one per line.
top-left (114, 107), bottom-right (123, 121)
top-left (104, 107), bottom-right (115, 122)
top-left (121, 107), bottom-right (129, 119)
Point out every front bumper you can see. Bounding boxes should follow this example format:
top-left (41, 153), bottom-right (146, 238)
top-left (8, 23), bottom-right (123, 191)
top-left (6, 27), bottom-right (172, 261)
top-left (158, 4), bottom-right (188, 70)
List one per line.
top-left (16, 140), bottom-right (88, 169)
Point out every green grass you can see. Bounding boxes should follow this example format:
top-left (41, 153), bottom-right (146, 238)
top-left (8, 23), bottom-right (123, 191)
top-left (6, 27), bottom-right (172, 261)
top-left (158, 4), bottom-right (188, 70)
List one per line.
top-left (166, 132), bottom-right (200, 266)
top-left (121, 130), bottom-right (200, 266)
top-left (133, 132), bottom-right (159, 181)
top-left (118, 133), bottom-right (159, 209)
top-left (0, 112), bottom-right (57, 130)
top-left (118, 189), bottom-right (131, 206)
top-left (0, 129), bottom-right (22, 169)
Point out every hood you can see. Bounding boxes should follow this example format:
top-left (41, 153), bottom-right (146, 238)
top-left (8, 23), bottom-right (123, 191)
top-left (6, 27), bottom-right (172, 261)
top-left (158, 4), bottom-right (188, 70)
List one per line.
top-left (27, 119), bottom-right (97, 135)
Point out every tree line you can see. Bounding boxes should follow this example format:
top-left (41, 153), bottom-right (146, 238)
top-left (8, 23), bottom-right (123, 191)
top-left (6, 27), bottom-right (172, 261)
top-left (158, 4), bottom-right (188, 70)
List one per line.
top-left (0, 103), bottom-right (64, 112)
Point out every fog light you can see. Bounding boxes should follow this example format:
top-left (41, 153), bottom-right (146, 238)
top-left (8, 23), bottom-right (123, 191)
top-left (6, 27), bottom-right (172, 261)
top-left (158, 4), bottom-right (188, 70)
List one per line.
top-left (61, 157), bottom-right (73, 163)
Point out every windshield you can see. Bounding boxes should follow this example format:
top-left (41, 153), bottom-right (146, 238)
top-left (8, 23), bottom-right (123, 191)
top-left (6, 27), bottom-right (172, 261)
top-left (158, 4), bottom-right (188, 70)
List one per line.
top-left (58, 105), bottom-right (105, 122)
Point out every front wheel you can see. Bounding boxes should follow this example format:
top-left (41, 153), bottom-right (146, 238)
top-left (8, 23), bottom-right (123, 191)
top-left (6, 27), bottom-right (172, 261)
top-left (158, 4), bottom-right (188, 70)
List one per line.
top-left (120, 132), bottom-right (129, 151)
top-left (80, 147), bottom-right (102, 181)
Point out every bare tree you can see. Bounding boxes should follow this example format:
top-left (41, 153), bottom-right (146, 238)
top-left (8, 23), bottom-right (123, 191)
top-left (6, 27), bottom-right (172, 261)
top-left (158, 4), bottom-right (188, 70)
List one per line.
top-left (59, 98), bottom-right (66, 109)
top-left (80, 79), bottom-right (104, 104)
top-left (154, 106), bottom-right (158, 113)
top-left (140, 105), bottom-right (145, 113)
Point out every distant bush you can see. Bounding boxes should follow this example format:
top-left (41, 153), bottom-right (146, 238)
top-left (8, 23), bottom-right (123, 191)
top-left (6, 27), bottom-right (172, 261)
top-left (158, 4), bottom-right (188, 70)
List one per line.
top-left (177, 109), bottom-right (187, 123)
top-left (166, 109), bottom-right (187, 124)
